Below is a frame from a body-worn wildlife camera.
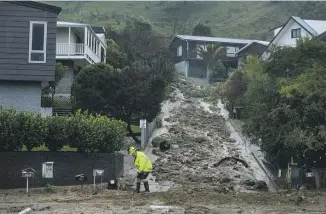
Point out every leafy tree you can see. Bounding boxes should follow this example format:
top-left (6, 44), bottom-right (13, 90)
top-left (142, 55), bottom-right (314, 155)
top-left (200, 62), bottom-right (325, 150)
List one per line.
top-left (209, 60), bottom-right (227, 79)
top-left (192, 23), bottom-right (213, 36)
top-left (198, 43), bottom-right (226, 78)
top-left (72, 62), bottom-right (165, 144)
top-left (106, 39), bottom-right (127, 69)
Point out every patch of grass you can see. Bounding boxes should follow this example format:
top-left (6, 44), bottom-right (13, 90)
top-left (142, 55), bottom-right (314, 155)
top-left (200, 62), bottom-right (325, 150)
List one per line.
top-left (131, 125), bottom-right (140, 133)
top-left (21, 144), bottom-right (77, 152)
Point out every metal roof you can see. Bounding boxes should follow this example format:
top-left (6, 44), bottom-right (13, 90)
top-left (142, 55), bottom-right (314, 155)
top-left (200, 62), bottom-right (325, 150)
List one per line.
top-left (92, 27), bottom-right (106, 34)
top-left (269, 16), bottom-right (326, 35)
top-left (9, 1), bottom-right (61, 14)
top-left (176, 35), bottom-right (263, 45)
top-left (237, 40), bottom-right (269, 55)
top-left (292, 16), bottom-right (318, 36)
top-left (57, 21), bottom-right (88, 27)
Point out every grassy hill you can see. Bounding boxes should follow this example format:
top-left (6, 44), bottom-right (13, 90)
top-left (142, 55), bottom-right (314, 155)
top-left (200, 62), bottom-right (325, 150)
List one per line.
top-left (48, 1), bottom-right (326, 41)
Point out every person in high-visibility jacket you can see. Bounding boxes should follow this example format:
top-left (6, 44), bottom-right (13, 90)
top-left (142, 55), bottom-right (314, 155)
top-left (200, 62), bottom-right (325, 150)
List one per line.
top-left (128, 146), bottom-right (152, 193)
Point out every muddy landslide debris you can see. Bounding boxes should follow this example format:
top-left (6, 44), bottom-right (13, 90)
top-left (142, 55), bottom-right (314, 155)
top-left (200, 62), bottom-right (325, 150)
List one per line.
top-left (151, 77), bottom-right (266, 192)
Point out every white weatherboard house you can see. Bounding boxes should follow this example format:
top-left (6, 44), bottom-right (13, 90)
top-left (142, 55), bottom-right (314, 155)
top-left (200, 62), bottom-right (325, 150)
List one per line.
top-left (55, 21), bottom-right (107, 96)
top-left (261, 16), bottom-right (326, 60)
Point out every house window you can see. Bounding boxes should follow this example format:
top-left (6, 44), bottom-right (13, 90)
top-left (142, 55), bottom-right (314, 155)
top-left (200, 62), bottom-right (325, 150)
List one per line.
top-left (177, 46), bottom-right (182, 56)
top-left (29, 21), bottom-right (47, 63)
top-left (291, 28), bottom-right (301, 38)
top-left (101, 47), bottom-right (105, 63)
top-left (226, 46), bottom-right (236, 57)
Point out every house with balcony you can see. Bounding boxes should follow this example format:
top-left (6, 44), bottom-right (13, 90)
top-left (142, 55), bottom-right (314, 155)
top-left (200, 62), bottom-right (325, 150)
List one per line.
top-left (169, 35), bottom-right (267, 78)
top-left (55, 21), bottom-right (107, 98)
top-left (0, 1), bottom-right (61, 113)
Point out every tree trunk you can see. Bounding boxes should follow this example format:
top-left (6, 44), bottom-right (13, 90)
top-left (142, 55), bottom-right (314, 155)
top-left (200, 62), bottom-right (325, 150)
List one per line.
top-left (127, 122), bottom-right (141, 144)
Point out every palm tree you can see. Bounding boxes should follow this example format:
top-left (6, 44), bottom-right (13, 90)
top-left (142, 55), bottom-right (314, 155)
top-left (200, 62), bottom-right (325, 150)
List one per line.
top-left (197, 43), bottom-right (226, 79)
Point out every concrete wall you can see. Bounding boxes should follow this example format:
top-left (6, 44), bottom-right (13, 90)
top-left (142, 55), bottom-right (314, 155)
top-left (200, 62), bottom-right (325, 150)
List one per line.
top-left (0, 152), bottom-right (124, 189)
top-left (188, 60), bottom-right (206, 78)
top-left (0, 81), bottom-right (41, 112)
top-left (175, 60), bottom-right (188, 76)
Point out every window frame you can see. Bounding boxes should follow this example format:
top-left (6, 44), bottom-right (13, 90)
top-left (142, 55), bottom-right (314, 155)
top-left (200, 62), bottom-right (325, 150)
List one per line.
top-left (28, 21), bottom-right (47, 64)
top-left (177, 45), bottom-right (182, 56)
top-left (291, 28), bottom-right (301, 38)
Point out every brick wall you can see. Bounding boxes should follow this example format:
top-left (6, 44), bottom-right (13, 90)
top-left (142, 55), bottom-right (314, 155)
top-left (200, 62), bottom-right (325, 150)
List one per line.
top-left (0, 152), bottom-right (124, 189)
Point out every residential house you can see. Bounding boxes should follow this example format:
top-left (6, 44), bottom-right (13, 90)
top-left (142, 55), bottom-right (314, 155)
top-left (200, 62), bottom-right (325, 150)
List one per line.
top-left (55, 21), bottom-right (107, 98)
top-left (169, 35), bottom-right (267, 78)
top-left (0, 1), bottom-right (61, 112)
top-left (236, 41), bottom-right (269, 67)
top-left (261, 16), bottom-right (326, 60)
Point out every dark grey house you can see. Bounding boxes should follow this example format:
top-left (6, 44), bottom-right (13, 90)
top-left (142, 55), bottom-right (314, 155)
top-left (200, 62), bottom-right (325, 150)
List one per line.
top-left (169, 35), bottom-right (268, 78)
top-left (0, 1), bottom-right (61, 112)
top-left (236, 41), bottom-right (269, 67)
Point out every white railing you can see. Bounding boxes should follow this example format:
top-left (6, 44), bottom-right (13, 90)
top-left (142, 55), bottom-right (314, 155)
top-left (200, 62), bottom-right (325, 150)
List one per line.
top-left (56, 43), bottom-right (85, 56)
top-left (85, 45), bottom-right (100, 63)
top-left (56, 43), bottom-right (101, 63)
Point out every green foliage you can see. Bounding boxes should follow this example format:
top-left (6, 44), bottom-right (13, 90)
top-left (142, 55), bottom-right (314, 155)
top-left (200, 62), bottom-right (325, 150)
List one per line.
top-left (41, 62), bottom-right (68, 107)
top-left (220, 69), bottom-right (248, 112)
top-left (209, 60), bottom-right (227, 78)
top-left (44, 116), bottom-right (68, 151)
top-left (72, 61), bottom-right (165, 144)
top-left (106, 39), bottom-right (127, 69)
top-left (222, 41), bottom-right (326, 168)
top-left (0, 107), bottom-right (127, 153)
top-left (192, 23), bottom-right (213, 36)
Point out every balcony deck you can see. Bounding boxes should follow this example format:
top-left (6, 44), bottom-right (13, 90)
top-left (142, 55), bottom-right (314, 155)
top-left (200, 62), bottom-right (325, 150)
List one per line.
top-left (56, 43), bottom-right (101, 64)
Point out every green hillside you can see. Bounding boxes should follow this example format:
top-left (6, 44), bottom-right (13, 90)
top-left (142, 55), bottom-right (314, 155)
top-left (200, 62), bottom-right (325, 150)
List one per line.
top-left (48, 1), bottom-right (326, 41)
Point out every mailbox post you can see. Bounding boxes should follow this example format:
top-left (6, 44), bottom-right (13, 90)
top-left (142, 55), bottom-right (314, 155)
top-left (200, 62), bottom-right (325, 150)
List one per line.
top-left (21, 167), bottom-right (36, 193)
top-left (93, 169), bottom-right (104, 191)
top-left (75, 174), bottom-right (87, 191)
top-left (42, 162), bottom-right (54, 186)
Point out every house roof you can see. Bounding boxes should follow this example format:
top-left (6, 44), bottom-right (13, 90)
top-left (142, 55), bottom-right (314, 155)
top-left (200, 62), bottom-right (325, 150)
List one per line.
top-left (260, 16), bottom-right (326, 58)
top-left (175, 35), bottom-right (262, 45)
top-left (313, 30), bottom-right (326, 41)
top-left (269, 16), bottom-right (326, 35)
top-left (92, 27), bottom-right (106, 34)
top-left (9, 1), bottom-right (61, 14)
top-left (236, 40), bottom-right (269, 55)
top-left (57, 21), bottom-right (88, 27)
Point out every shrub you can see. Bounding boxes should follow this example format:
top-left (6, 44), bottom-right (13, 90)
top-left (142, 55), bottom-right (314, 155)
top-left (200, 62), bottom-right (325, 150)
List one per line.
top-left (0, 107), bottom-right (127, 153)
top-left (44, 116), bottom-right (68, 151)
top-left (66, 110), bottom-right (127, 153)
top-left (18, 111), bottom-right (46, 151)
top-left (0, 107), bottom-right (22, 151)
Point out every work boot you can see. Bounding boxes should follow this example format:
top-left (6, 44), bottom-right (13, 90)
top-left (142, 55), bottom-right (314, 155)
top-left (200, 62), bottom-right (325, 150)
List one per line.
top-left (144, 181), bottom-right (150, 192)
top-left (136, 182), bottom-right (141, 193)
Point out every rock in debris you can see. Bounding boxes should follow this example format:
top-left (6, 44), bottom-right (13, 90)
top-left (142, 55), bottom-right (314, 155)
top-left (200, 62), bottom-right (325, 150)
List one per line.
top-left (194, 136), bottom-right (209, 143)
top-left (220, 177), bottom-right (232, 183)
top-left (243, 179), bottom-right (256, 186)
top-left (256, 180), bottom-right (268, 190)
top-left (160, 141), bottom-right (171, 151)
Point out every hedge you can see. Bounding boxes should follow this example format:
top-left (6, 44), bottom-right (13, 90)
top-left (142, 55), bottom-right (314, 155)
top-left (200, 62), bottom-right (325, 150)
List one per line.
top-left (0, 107), bottom-right (127, 153)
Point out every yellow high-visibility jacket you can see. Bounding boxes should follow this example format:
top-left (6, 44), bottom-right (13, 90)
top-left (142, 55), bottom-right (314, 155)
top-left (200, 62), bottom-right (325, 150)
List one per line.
top-left (133, 151), bottom-right (152, 173)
